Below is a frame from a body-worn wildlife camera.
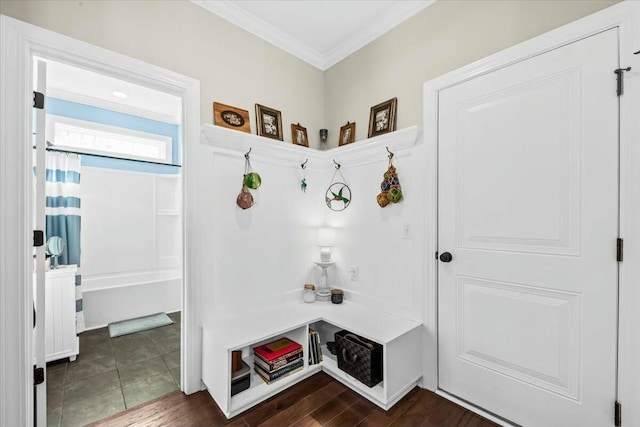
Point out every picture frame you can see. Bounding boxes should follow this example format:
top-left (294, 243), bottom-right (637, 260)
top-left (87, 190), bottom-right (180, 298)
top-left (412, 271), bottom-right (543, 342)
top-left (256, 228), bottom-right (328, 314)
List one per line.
top-left (291, 123), bottom-right (309, 147)
top-left (339, 122), bottom-right (356, 146)
top-left (213, 102), bottom-right (251, 133)
top-left (368, 97), bottom-right (397, 138)
top-left (255, 104), bottom-right (283, 141)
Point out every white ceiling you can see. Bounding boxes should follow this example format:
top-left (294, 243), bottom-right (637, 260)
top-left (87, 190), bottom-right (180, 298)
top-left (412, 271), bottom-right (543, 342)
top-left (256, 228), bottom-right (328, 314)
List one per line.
top-left (39, 58), bottom-right (182, 124)
top-left (193, 0), bottom-right (437, 70)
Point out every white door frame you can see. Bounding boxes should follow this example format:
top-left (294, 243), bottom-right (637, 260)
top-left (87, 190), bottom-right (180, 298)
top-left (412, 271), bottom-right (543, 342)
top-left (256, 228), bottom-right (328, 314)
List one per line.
top-left (0, 15), bottom-right (201, 427)
top-left (422, 1), bottom-right (640, 425)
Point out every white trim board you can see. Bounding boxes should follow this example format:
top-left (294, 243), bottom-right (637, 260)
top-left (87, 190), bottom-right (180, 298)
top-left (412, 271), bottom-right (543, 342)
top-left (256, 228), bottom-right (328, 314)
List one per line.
top-left (0, 15), bottom-right (200, 427)
top-left (200, 124), bottom-right (421, 170)
top-left (422, 1), bottom-right (640, 426)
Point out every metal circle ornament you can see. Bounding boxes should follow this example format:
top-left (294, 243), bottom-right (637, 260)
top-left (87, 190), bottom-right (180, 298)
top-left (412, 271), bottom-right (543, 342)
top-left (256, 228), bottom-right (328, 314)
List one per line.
top-left (326, 182), bottom-right (351, 211)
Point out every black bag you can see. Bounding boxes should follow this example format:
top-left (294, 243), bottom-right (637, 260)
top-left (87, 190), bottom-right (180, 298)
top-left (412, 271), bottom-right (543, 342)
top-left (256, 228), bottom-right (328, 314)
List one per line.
top-left (335, 330), bottom-right (383, 387)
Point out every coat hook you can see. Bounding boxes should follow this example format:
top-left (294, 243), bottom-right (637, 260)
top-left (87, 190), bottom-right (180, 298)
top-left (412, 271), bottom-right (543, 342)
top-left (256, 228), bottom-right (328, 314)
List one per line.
top-left (386, 146), bottom-right (394, 160)
top-left (635, 50), bottom-right (640, 55)
top-left (244, 148), bottom-right (252, 160)
top-left (333, 159), bottom-right (341, 169)
top-left (301, 159), bottom-right (308, 169)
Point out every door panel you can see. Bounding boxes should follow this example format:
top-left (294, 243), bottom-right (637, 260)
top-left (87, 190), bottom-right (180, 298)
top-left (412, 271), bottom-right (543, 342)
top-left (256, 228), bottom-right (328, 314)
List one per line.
top-left (456, 68), bottom-right (581, 256)
top-left (438, 29), bottom-right (618, 427)
top-left (457, 277), bottom-right (581, 400)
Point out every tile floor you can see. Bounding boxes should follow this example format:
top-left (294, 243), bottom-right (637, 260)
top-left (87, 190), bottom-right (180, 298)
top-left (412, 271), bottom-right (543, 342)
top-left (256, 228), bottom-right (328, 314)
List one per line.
top-left (46, 311), bottom-right (181, 427)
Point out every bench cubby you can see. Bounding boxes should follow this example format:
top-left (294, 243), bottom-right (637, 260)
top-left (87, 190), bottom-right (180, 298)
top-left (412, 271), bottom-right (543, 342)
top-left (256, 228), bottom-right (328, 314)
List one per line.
top-left (202, 300), bottom-right (422, 418)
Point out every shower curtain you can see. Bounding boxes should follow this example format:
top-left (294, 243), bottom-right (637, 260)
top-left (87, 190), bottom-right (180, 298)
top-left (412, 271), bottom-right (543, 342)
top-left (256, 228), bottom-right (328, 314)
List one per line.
top-left (45, 151), bottom-right (84, 332)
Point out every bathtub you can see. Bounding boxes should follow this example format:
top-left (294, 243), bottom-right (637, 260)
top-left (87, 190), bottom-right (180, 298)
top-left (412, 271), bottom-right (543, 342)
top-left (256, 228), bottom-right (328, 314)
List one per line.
top-left (82, 270), bottom-right (181, 330)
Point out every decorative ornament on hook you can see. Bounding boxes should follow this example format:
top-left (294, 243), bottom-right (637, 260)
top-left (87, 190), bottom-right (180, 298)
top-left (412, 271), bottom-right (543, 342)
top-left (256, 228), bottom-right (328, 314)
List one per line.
top-left (325, 159), bottom-right (352, 211)
top-left (237, 148), bottom-right (261, 209)
top-left (300, 159), bottom-right (308, 192)
top-left (377, 147), bottom-right (403, 207)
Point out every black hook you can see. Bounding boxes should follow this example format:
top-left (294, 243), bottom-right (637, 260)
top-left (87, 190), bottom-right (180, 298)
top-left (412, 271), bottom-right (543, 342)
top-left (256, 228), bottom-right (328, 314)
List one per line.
top-left (386, 146), bottom-right (394, 160)
top-left (635, 50), bottom-right (640, 55)
top-left (244, 148), bottom-right (252, 160)
top-left (301, 159), bottom-right (308, 169)
top-left (333, 159), bottom-right (341, 169)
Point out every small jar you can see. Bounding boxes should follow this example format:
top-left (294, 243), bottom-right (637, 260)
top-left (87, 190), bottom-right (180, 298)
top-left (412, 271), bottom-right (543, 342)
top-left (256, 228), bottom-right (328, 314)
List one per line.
top-left (331, 288), bottom-right (343, 304)
top-left (303, 284), bottom-right (316, 303)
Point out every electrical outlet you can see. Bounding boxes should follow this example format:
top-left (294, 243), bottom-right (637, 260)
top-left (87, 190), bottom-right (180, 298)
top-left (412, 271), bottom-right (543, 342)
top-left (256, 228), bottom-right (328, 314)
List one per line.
top-left (402, 223), bottom-right (411, 239)
top-left (349, 266), bottom-right (359, 281)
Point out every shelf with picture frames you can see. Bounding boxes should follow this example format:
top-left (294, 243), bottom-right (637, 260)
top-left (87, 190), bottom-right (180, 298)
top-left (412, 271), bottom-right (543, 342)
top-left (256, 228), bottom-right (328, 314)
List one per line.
top-left (200, 124), bottom-right (421, 170)
top-left (201, 299), bottom-right (422, 419)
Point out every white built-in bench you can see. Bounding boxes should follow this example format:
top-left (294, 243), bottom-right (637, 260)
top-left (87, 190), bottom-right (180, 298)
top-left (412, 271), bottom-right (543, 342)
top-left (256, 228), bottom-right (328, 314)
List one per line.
top-left (202, 300), bottom-right (422, 418)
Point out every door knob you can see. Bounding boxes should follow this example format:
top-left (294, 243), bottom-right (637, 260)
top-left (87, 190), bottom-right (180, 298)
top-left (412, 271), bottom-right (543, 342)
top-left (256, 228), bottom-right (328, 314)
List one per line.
top-left (439, 252), bottom-right (453, 262)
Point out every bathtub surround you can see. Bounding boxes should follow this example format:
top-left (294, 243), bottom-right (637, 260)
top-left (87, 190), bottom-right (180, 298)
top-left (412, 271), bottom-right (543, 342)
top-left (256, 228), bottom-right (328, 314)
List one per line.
top-left (82, 270), bottom-right (181, 331)
top-left (44, 96), bottom-right (184, 331)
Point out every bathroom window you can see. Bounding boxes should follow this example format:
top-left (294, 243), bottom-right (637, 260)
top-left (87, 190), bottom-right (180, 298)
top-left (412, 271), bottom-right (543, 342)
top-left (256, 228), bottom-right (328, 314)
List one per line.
top-left (47, 115), bottom-right (173, 164)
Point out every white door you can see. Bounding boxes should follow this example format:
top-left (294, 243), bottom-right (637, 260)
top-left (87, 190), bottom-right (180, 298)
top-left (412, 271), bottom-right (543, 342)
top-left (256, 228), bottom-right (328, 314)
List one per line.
top-left (33, 59), bottom-right (48, 427)
top-left (437, 29), bottom-right (619, 427)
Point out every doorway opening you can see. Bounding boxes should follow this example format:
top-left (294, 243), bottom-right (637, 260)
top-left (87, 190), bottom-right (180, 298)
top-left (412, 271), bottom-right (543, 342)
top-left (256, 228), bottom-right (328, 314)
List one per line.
top-left (33, 58), bottom-right (185, 426)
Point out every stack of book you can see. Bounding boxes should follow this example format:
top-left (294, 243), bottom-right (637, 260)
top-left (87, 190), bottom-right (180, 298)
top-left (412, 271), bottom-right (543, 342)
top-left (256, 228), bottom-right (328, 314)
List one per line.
top-left (308, 328), bottom-right (323, 365)
top-left (253, 337), bottom-right (303, 384)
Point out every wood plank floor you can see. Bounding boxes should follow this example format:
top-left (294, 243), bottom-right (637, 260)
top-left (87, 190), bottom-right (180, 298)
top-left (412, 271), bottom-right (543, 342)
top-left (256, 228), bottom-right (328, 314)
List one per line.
top-left (88, 372), bottom-right (499, 427)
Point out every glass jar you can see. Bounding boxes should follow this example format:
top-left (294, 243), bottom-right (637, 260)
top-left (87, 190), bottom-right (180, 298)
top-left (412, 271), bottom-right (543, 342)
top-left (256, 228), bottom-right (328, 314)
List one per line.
top-left (303, 284), bottom-right (316, 303)
top-left (331, 288), bottom-right (343, 304)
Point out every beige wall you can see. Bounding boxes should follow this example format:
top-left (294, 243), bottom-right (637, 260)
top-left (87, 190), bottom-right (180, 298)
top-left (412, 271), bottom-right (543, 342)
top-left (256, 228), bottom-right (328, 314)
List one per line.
top-left (0, 0), bottom-right (620, 149)
top-left (0, 0), bottom-right (326, 147)
top-left (324, 0), bottom-right (619, 146)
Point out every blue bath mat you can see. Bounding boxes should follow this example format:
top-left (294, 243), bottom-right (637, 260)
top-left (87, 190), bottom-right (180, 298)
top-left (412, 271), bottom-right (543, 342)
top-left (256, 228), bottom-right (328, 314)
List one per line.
top-left (108, 312), bottom-right (174, 338)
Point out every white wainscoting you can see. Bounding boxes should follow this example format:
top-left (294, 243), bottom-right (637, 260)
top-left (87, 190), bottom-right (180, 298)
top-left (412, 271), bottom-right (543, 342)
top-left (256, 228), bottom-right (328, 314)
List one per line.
top-left (197, 125), bottom-right (424, 324)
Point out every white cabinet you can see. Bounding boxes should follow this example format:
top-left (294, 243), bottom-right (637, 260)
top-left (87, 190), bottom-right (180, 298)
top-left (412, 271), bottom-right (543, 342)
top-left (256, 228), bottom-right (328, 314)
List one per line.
top-left (310, 319), bottom-right (422, 410)
top-left (44, 265), bottom-right (79, 362)
top-left (202, 301), bottom-right (422, 418)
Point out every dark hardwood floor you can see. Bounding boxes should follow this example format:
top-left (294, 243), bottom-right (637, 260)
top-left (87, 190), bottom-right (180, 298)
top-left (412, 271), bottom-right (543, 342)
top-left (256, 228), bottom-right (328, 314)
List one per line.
top-left (88, 372), bottom-right (498, 427)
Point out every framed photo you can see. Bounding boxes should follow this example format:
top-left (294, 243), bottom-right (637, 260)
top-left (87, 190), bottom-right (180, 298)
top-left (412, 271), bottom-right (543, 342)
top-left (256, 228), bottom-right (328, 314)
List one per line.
top-left (255, 104), bottom-right (283, 141)
top-left (291, 123), bottom-right (309, 147)
top-left (213, 102), bottom-right (251, 133)
top-left (368, 97), bottom-right (397, 138)
top-left (339, 122), bottom-right (356, 146)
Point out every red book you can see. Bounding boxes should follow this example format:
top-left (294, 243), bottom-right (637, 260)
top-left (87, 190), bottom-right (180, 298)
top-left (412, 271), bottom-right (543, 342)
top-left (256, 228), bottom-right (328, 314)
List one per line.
top-left (253, 337), bottom-right (301, 362)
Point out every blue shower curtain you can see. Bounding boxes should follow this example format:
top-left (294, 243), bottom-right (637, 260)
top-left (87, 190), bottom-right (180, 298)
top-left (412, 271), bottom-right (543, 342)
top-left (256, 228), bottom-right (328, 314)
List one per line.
top-left (45, 152), bottom-right (84, 332)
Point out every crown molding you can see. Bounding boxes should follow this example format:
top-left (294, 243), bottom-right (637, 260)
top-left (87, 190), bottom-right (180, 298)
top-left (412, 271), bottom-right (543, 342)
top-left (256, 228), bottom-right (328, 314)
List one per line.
top-left (192, 0), bottom-right (436, 71)
top-left (322, 1), bottom-right (436, 69)
top-left (192, 0), bottom-right (326, 69)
